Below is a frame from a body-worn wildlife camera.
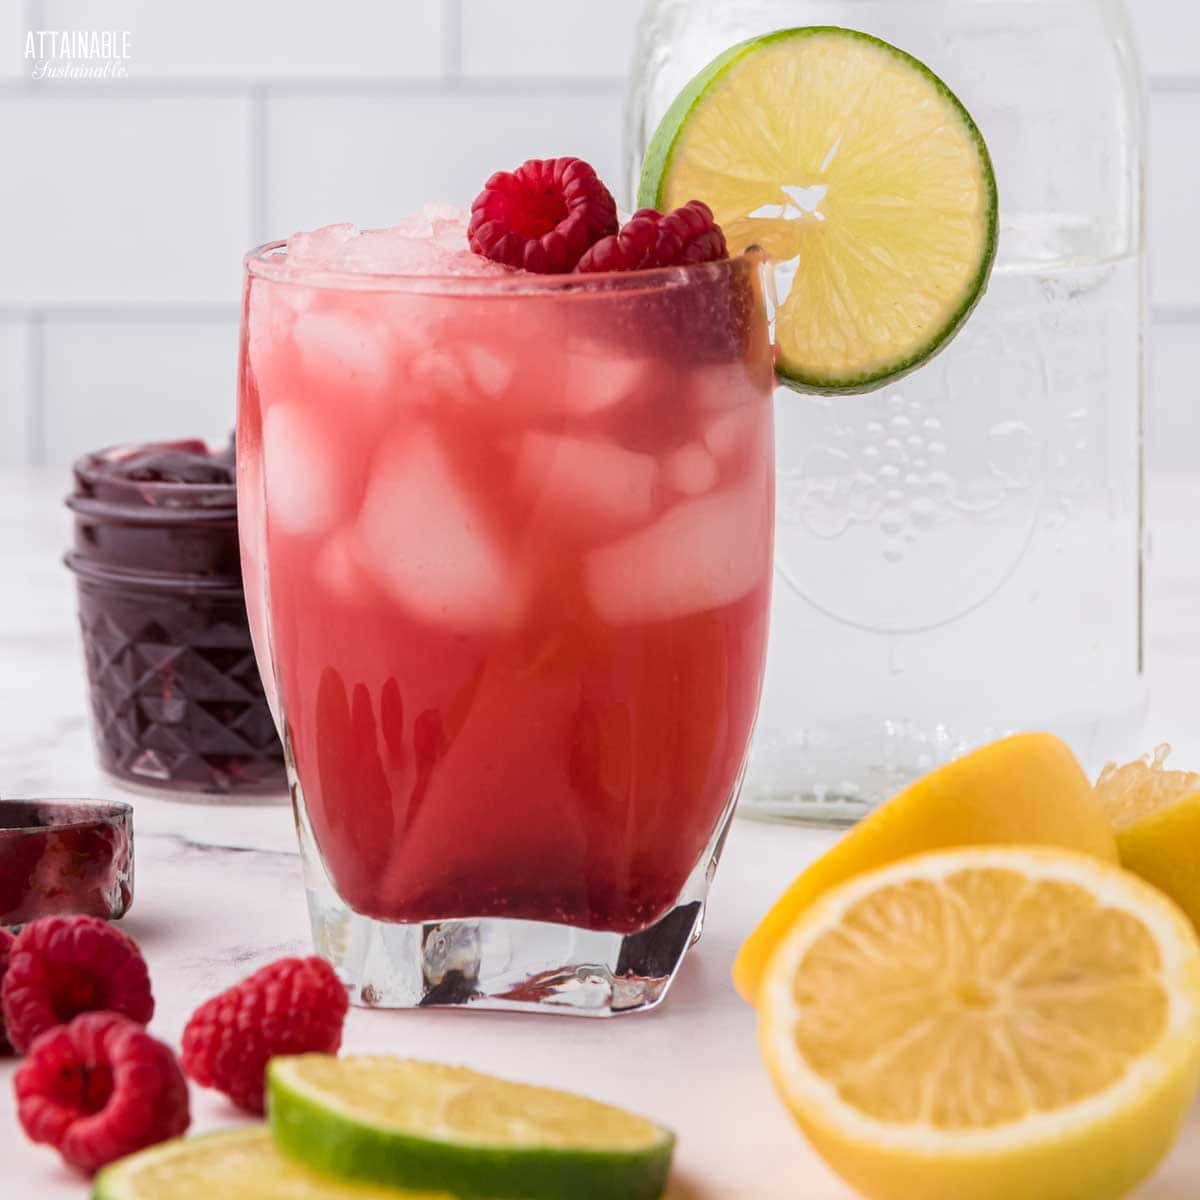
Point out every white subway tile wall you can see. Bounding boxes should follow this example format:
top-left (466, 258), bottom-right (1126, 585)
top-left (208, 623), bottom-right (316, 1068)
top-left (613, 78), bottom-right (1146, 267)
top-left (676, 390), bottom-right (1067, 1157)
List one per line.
top-left (1149, 93), bottom-right (1200, 312)
top-left (0, 96), bottom-right (252, 307)
top-left (41, 318), bottom-right (241, 464)
top-left (1128, 3), bottom-right (1200, 80)
top-left (0, 323), bottom-right (30, 466)
top-left (265, 92), bottom-right (624, 237)
top-left (39, 0), bottom-right (448, 79)
top-left (0, 1), bottom-right (1195, 469)
top-left (459, 0), bottom-right (644, 78)
top-left (1, 3), bottom-right (24, 78)
top-left (1152, 320), bottom-right (1200, 475)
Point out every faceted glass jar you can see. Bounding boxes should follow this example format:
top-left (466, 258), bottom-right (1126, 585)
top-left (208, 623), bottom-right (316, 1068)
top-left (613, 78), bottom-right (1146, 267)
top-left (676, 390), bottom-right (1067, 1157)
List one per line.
top-left (627, 0), bottom-right (1147, 822)
top-left (66, 446), bottom-right (288, 801)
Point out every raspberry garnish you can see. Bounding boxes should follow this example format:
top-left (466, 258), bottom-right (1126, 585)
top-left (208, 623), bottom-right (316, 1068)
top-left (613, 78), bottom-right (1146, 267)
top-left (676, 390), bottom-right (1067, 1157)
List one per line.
top-left (0, 929), bottom-right (15, 1055)
top-left (14, 1011), bottom-right (189, 1175)
top-left (469, 157), bottom-right (618, 274)
top-left (181, 955), bottom-right (349, 1115)
top-left (575, 200), bottom-right (728, 273)
top-left (0, 915), bottom-right (154, 1055)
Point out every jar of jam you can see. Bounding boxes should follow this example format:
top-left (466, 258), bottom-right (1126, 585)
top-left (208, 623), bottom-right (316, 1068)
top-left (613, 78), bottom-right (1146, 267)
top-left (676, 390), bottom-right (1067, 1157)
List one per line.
top-left (65, 440), bottom-right (287, 800)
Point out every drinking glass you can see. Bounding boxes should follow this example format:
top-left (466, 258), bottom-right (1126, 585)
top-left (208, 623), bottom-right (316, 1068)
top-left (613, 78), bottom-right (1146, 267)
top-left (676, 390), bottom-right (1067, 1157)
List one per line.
top-left (627, 0), bottom-right (1147, 823)
top-left (237, 248), bottom-right (774, 1013)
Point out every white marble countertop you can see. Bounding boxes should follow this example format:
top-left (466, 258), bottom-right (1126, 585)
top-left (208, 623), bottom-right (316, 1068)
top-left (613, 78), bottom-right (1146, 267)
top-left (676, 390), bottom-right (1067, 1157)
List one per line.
top-left (2, 467), bottom-right (1199, 1198)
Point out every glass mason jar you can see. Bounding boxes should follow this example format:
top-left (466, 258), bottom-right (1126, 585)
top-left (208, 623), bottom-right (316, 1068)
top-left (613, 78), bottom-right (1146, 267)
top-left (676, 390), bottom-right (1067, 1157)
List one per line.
top-left (66, 445), bottom-right (287, 800)
top-left (239, 246), bottom-right (774, 1013)
top-left (627, 0), bottom-right (1147, 822)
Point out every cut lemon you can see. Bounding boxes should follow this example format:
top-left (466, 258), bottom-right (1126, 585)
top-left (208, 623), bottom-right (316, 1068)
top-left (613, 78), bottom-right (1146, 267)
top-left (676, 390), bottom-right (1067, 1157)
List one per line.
top-left (92, 1127), bottom-right (451, 1200)
top-left (268, 1056), bottom-right (674, 1200)
top-left (734, 733), bottom-right (1118, 1004)
top-left (758, 847), bottom-right (1200, 1200)
top-left (1096, 745), bottom-right (1200, 935)
top-left (639, 26), bottom-right (998, 393)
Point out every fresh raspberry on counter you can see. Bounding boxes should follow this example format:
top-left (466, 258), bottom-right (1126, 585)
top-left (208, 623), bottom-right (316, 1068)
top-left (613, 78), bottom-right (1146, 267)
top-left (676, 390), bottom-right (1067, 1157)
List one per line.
top-left (181, 955), bottom-right (349, 1115)
top-left (14, 1011), bottom-right (189, 1175)
top-left (469, 156), bottom-right (618, 273)
top-left (575, 200), bottom-right (728, 273)
top-left (0, 929), bottom-right (14, 1054)
top-left (1, 915), bottom-right (154, 1055)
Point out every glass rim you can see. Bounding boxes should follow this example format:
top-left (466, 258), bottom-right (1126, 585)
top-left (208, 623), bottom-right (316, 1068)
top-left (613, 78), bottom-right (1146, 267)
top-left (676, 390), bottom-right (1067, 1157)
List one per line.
top-left (0, 796), bottom-right (132, 835)
top-left (244, 239), bottom-right (766, 296)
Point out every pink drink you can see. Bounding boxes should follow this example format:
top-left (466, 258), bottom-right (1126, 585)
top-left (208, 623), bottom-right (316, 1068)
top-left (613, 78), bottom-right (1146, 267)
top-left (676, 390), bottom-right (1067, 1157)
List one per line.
top-left (238, 210), bottom-right (774, 1008)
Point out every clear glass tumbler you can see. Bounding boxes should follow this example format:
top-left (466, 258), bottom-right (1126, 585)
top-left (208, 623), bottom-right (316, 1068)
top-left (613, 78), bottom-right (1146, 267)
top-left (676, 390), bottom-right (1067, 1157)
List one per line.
top-left (238, 247), bottom-right (774, 1013)
top-left (627, 0), bottom-right (1147, 823)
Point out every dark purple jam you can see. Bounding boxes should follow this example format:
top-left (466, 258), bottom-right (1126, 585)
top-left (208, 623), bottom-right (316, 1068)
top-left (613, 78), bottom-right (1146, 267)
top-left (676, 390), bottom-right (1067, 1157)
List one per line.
top-left (66, 440), bottom-right (286, 799)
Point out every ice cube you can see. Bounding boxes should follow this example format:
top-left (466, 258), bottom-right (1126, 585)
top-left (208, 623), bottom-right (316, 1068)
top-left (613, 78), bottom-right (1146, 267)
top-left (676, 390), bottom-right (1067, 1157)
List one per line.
top-left (294, 308), bottom-right (391, 400)
top-left (583, 468), bottom-right (770, 624)
top-left (410, 347), bottom-right (469, 400)
top-left (287, 222), bottom-right (358, 262)
top-left (284, 209), bottom-right (510, 280)
top-left (563, 344), bottom-right (653, 416)
top-left (263, 405), bottom-right (352, 537)
top-left (692, 361), bottom-right (759, 412)
top-left (247, 282), bottom-right (314, 407)
top-left (664, 441), bottom-right (719, 497)
top-left (703, 405), bottom-right (766, 462)
top-left (316, 528), bottom-right (372, 604)
top-left (356, 426), bottom-right (525, 631)
top-left (464, 344), bottom-right (516, 398)
top-left (515, 432), bottom-right (658, 532)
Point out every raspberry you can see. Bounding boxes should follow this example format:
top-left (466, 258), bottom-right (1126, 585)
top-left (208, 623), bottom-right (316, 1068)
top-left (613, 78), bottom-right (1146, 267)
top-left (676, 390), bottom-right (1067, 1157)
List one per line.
top-left (575, 200), bottom-right (728, 273)
top-left (14, 1011), bottom-right (189, 1175)
top-left (1, 915), bottom-right (154, 1054)
top-left (181, 956), bottom-right (348, 1115)
top-left (469, 157), bottom-right (618, 274)
top-left (0, 929), bottom-right (15, 1055)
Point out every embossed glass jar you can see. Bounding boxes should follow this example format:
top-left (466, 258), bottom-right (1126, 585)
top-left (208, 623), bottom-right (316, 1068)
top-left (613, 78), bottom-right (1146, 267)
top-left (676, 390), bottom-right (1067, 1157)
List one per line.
top-left (66, 444), bottom-right (287, 801)
top-left (627, 0), bottom-right (1147, 821)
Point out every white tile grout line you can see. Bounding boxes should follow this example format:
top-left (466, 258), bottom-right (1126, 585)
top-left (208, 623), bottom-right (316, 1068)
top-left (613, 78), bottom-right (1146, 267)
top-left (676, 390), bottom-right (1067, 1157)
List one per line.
top-left (0, 305), bottom-right (239, 322)
top-left (0, 77), bottom-right (628, 97)
top-left (25, 313), bottom-right (44, 466)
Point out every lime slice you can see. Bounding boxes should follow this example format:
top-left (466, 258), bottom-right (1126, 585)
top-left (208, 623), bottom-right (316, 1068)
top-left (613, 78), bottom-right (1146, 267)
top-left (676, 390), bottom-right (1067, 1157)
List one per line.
top-left (268, 1056), bottom-right (675, 1200)
top-left (639, 26), bottom-right (998, 394)
top-left (91, 1127), bottom-right (451, 1200)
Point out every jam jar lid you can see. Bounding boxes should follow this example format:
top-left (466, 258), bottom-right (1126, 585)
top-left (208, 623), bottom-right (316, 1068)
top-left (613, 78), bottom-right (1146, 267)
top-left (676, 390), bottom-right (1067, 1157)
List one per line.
top-left (65, 439), bottom-right (244, 588)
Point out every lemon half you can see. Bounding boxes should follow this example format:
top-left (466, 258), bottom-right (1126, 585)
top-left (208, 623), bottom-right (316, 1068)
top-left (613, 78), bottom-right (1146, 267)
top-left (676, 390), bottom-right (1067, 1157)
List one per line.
top-left (758, 846), bottom-right (1200, 1200)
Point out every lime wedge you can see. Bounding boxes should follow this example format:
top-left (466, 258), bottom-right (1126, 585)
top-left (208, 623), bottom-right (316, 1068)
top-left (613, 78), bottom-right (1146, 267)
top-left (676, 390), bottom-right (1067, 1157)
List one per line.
top-left (268, 1056), bottom-right (675, 1200)
top-left (639, 26), bottom-right (998, 394)
top-left (91, 1127), bottom-right (451, 1200)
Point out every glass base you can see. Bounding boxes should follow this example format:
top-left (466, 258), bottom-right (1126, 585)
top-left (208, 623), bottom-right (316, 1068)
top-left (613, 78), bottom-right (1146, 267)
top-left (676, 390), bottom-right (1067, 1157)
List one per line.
top-left (740, 699), bottom-right (1149, 827)
top-left (306, 900), bottom-right (705, 1016)
top-left (290, 770), bottom-right (734, 1016)
top-left (104, 771), bottom-right (291, 807)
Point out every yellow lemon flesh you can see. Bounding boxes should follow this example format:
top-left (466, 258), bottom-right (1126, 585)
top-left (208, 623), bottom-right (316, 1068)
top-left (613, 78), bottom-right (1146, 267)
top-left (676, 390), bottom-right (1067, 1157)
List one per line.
top-left (1096, 744), bottom-right (1200, 935)
top-left (734, 733), bottom-right (1119, 1004)
top-left (758, 847), bottom-right (1200, 1200)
